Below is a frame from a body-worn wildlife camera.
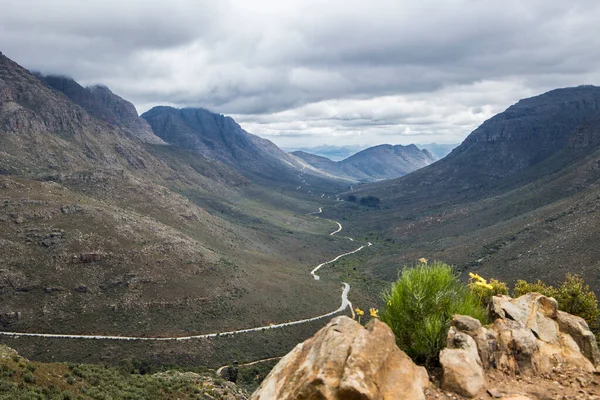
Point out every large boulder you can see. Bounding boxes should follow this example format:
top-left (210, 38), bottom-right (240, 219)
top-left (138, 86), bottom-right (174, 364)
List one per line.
top-left (251, 316), bottom-right (429, 400)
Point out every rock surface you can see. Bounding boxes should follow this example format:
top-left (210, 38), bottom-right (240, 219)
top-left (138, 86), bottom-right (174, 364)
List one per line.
top-left (440, 294), bottom-right (600, 398)
top-left (251, 316), bottom-right (429, 400)
top-left (440, 328), bottom-right (485, 397)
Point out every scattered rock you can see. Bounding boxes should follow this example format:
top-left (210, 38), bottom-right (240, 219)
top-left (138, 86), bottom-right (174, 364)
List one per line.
top-left (73, 284), bottom-right (88, 293)
top-left (487, 388), bottom-right (503, 398)
top-left (251, 316), bottom-right (429, 400)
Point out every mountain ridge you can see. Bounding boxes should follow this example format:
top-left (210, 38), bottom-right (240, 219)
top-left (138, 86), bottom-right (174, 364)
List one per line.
top-left (292, 143), bottom-right (436, 182)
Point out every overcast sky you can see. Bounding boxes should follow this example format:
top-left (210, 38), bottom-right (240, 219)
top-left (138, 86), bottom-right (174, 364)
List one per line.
top-left (2, 0), bottom-right (600, 148)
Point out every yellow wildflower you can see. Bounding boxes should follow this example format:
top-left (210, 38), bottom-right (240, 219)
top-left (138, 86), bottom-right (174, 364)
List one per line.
top-left (469, 272), bottom-right (487, 284)
top-left (369, 308), bottom-right (379, 318)
top-left (475, 281), bottom-right (494, 290)
top-left (419, 257), bottom-right (428, 264)
top-left (355, 307), bottom-right (364, 316)
top-left (387, 299), bottom-right (392, 306)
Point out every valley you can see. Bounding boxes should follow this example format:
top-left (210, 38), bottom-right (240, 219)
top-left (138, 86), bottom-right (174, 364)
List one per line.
top-left (2, 50), bottom-right (600, 383)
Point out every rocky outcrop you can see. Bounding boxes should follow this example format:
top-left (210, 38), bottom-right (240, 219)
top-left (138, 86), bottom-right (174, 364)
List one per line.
top-left (251, 316), bottom-right (429, 400)
top-left (441, 293), bottom-right (600, 398)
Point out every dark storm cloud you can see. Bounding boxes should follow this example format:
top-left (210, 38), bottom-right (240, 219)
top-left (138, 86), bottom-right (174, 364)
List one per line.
top-left (1, 0), bottom-right (599, 147)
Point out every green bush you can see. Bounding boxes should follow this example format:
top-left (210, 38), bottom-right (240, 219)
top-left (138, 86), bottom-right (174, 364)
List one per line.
top-left (514, 279), bottom-right (558, 298)
top-left (23, 371), bottom-right (36, 384)
top-left (381, 261), bottom-right (487, 366)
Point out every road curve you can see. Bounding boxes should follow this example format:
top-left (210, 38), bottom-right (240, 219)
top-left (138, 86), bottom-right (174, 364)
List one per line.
top-left (0, 207), bottom-right (368, 342)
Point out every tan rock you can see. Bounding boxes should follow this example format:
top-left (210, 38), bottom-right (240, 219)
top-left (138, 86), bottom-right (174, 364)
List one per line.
top-left (452, 293), bottom-right (598, 381)
top-left (492, 293), bottom-right (560, 344)
top-left (556, 310), bottom-right (600, 366)
top-left (251, 316), bottom-right (429, 400)
top-left (441, 328), bottom-right (485, 398)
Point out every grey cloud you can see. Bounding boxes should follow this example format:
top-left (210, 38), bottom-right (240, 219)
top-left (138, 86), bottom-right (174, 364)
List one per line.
top-left (1, 0), bottom-right (599, 147)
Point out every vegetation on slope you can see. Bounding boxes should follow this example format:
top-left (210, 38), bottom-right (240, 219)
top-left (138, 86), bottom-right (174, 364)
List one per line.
top-left (0, 345), bottom-right (247, 399)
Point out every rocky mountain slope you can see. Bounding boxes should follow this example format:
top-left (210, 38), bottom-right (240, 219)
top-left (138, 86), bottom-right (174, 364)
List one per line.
top-left (142, 106), bottom-right (348, 188)
top-left (0, 51), bottom-right (353, 366)
top-left (37, 74), bottom-right (165, 145)
top-left (292, 144), bottom-right (436, 182)
top-left (339, 86), bottom-right (600, 287)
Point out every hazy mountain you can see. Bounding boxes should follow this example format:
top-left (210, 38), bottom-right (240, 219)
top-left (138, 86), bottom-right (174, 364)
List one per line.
top-left (292, 144), bottom-right (436, 182)
top-left (345, 85), bottom-right (600, 287)
top-left (284, 145), bottom-right (366, 161)
top-left (36, 74), bottom-right (165, 144)
top-left (415, 143), bottom-right (459, 159)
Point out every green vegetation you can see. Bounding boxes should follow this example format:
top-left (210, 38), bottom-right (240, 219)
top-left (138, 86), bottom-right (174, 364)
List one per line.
top-left (0, 346), bottom-right (246, 399)
top-left (380, 261), bottom-right (487, 366)
top-left (359, 195), bottom-right (380, 208)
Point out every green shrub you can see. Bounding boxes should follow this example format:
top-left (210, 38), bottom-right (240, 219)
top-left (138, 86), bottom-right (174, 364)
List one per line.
top-left (514, 279), bottom-right (558, 298)
top-left (381, 261), bottom-right (487, 366)
top-left (468, 275), bottom-right (509, 307)
top-left (22, 371), bottom-right (35, 383)
top-left (555, 274), bottom-right (600, 331)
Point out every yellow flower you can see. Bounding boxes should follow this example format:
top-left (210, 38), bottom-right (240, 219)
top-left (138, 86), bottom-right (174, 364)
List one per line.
top-left (355, 307), bottom-right (364, 316)
top-left (469, 272), bottom-right (487, 284)
top-left (369, 308), bottom-right (379, 318)
top-left (387, 299), bottom-right (392, 306)
top-left (419, 258), bottom-right (428, 264)
top-left (475, 281), bottom-right (494, 290)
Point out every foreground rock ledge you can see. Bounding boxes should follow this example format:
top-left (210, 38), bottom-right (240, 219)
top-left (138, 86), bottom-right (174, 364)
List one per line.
top-left (251, 316), bottom-right (429, 400)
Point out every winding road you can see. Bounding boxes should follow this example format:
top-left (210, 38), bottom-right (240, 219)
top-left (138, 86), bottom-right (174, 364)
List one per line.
top-left (0, 207), bottom-right (370, 342)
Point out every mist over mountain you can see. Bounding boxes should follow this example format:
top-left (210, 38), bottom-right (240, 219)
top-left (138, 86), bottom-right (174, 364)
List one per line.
top-left (415, 143), bottom-right (458, 159)
top-left (284, 145), bottom-right (367, 161)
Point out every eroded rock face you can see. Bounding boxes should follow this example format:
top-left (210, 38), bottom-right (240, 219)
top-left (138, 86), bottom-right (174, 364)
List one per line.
top-left (449, 293), bottom-right (598, 381)
top-left (442, 294), bottom-right (600, 398)
top-left (251, 316), bottom-right (429, 400)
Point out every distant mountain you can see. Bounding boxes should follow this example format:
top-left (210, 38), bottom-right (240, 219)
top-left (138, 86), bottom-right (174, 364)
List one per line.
top-left (415, 143), bottom-right (458, 159)
top-left (292, 144), bottom-right (436, 182)
top-left (36, 74), bottom-right (165, 144)
top-left (142, 106), bottom-right (347, 187)
top-left (284, 145), bottom-right (366, 161)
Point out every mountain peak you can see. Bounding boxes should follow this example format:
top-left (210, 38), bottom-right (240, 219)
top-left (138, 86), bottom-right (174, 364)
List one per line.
top-left (38, 74), bottom-right (165, 144)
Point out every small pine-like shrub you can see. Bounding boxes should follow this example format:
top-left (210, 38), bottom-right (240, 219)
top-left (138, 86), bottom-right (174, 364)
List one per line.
top-left (469, 277), bottom-right (509, 307)
top-left (381, 261), bottom-right (487, 366)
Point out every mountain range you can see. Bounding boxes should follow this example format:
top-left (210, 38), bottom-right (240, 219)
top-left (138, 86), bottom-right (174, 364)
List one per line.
top-left (292, 144), bottom-right (436, 182)
top-left (3, 49), bottom-right (600, 372)
top-left (344, 85), bottom-right (600, 288)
